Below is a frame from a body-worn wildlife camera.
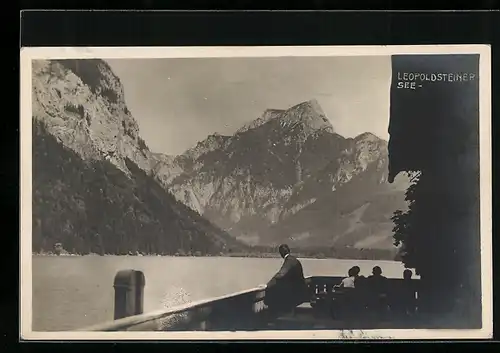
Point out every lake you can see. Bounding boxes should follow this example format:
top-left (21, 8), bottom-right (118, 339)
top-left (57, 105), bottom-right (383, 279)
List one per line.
top-left (31, 255), bottom-right (410, 331)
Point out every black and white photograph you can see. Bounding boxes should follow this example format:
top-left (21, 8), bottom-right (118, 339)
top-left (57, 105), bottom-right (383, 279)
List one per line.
top-left (20, 45), bottom-right (492, 340)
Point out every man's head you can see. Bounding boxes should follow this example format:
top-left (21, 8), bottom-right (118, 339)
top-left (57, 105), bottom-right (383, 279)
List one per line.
top-left (372, 266), bottom-right (382, 276)
top-left (278, 244), bottom-right (291, 258)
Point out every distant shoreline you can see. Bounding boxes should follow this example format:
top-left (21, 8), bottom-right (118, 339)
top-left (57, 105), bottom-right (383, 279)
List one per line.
top-left (31, 252), bottom-right (321, 259)
top-left (31, 252), bottom-right (399, 262)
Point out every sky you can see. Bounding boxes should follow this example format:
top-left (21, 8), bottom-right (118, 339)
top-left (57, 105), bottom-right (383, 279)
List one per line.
top-left (107, 56), bottom-right (392, 155)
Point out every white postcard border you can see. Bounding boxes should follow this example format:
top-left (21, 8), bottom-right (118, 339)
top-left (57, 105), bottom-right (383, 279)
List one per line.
top-left (20, 45), bottom-right (493, 340)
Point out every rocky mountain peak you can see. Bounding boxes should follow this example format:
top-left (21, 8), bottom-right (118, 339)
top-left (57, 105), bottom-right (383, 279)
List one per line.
top-left (299, 98), bottom-right (324, 113)
top-left (354, 132), bottom-right (384, 143)
top-left (182, 133), bottom-right (230, 161)
top-left (236, 99), bottom-right (333, 137)
top-left (262, 108), bottom-right (286, 121)
top-left (277, 99), bottom-right (334, 136)
top-left (54, 59), bottom-right (126, 106)
top-left (162, 97), bottom-right (409, 252)
top-left (236, 108), bottom-right (285, 134)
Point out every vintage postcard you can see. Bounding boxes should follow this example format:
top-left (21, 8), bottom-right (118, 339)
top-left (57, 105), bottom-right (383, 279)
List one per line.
top-left (19, 45), bottom-right (492, 340)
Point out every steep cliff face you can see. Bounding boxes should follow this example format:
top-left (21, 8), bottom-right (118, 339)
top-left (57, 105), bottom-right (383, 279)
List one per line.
top-left (32, 59), bottom-right (154, 174)
top-left (164, 100), bottom-right (410, 248)
top-left (31, 59), bottom-right (243, 255)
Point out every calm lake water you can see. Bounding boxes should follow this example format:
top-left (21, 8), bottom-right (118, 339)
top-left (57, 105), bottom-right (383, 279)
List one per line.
top-left (32, 255), bottom-right (410, 331)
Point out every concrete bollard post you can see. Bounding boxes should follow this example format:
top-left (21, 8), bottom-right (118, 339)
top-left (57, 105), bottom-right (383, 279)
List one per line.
top-left (113, 269), bottom-right (146, 320)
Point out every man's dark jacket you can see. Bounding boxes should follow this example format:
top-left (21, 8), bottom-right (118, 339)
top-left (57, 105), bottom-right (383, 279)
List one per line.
top-left (264, 255), bottom-right (309, 309)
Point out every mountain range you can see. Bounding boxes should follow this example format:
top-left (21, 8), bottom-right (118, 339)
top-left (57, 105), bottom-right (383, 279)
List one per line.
top-left (31, 59), bottom-right (410, 257)
top-left (31, 59), bottom-right (243, 255)
top-left (156, 100), bottom-right (410, 250)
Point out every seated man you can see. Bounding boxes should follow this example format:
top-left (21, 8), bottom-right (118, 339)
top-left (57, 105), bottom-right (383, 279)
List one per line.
top-left (401, 269), bottom-right (417, 316)
top-left (367, 266), bottom-right (388, 292)
top-left (264, 244), bottom-right (308, 316)
top-left (352, 266), bottom-right (366, 286)
top-left (366, 266), bottom-right (389, 318)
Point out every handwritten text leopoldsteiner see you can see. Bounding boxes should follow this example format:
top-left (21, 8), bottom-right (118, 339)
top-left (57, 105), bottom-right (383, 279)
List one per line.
top-left (396, 72), bottom-right (477, 90)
